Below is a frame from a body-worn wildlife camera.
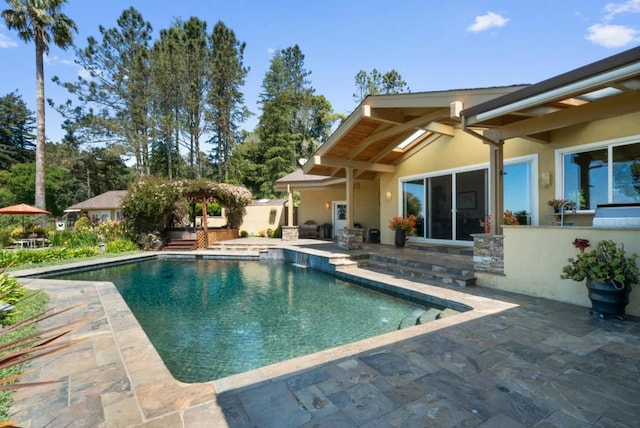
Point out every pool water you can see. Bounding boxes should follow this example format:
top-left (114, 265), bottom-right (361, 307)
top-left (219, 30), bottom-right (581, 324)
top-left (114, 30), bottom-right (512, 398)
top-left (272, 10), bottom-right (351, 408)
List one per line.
top-left (53, 258), bottom-right (427, 382)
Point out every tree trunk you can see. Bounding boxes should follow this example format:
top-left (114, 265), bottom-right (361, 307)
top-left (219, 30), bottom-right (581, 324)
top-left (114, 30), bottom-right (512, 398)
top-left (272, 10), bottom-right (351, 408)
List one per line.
top-left (34, 38), bottom-right (46, 209)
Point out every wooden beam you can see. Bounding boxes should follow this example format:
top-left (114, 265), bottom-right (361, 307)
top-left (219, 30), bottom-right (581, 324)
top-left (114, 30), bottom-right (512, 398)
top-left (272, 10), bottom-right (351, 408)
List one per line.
top-left (312, 155), bottom-right (396, 173)
top-left (392, 133), bottom-right (442, 165)
top-left (496, 91), bottom-right (640, 141)
top-left (347, 109), bottom-right (449, 159)
top-left (422, 121), bottom-right (455, 137)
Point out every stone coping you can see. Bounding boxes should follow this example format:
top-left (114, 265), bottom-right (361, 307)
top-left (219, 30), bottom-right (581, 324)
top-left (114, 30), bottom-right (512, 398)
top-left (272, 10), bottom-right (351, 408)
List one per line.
top-left (9, 251), bottom-right (518, 426)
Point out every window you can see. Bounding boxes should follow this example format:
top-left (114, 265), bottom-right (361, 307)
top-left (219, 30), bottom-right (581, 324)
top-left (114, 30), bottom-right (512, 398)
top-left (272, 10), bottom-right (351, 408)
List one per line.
top-left (559, 139), bottom-right (640, 210)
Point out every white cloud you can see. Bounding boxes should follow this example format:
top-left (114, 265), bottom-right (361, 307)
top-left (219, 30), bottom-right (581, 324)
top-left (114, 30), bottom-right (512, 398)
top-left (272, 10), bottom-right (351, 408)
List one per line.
top-left (603, 0), bottom-right (640, 21)
top-left (467, 12), bottom-right (509, 33)
top-left (267, 47), bottom-right (276, 55)
top-left (78, 68), bottom-right (92, 80)
top-left (0, 33), bottom-right (18, 48)
top-left (586, 23), bottom-right (638, 47)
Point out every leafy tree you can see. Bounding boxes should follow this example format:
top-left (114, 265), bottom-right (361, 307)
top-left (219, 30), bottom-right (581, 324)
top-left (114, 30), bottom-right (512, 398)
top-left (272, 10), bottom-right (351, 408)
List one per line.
top-left (180, 17), bottom-right (209, 178)
top-left (151, 23), bottom-right (186, 179)
top-left (2, 0), bottom-right (77, 209)
top-left (251, 45), bottom-right (333, 198)
top-left (0, 162), bottom-right (77, 216)
top-left (207, 20), bottom-right (250, 182)
top-left (0, 91), bottom-right (35, 169)
top-left (353, 68), bottom-right (410, 103)
top-left (53, 7), bottom-right (153, 175)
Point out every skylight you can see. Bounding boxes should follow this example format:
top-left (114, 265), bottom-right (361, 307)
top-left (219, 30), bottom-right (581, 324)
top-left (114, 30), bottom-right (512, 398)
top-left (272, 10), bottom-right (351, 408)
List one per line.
top-left (577, 86), bottom-right (624, 102)
top-left (396, 129), bottom-right (426, 150)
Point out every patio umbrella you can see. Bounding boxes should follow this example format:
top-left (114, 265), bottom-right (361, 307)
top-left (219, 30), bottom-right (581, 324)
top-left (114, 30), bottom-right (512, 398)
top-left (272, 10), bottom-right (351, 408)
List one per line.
top-left (0, 203), bottom-right (51, 216)
top-left (0, 203), bottom-right (51, 230)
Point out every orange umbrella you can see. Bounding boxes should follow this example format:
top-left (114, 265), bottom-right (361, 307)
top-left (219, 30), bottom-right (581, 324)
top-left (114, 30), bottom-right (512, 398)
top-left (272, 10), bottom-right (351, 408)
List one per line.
top-left (0, 203), bottom-right (51, 230)
top-left (0, 203), bottom-right (51, 215)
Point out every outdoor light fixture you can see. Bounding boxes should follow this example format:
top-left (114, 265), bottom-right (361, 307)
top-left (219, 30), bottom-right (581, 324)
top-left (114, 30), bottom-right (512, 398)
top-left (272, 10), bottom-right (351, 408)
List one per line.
top-left (325, 202), bottom-right (330, 210)
top-left (385, 191), bottom-right (392, 200)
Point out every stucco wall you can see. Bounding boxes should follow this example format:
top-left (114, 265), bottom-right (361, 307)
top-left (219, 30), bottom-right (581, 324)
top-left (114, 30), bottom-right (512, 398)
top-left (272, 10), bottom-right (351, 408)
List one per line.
top-left (298, 178), bottom-right (380, 233)
top-left (376, 112), bottom-right (640, 244)
top-left (477, 226), bottom-right (640, 317)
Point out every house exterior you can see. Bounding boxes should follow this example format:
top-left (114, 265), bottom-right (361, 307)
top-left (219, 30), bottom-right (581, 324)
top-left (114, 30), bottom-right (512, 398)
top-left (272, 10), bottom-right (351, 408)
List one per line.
top-left (277, 46), bottom-right (640, 316)
top-left (64, 190), bottom-right (127, 225)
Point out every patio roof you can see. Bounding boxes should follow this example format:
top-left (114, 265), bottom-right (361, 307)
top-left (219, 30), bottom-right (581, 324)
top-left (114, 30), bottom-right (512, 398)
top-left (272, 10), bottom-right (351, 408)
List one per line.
top-left (462, 45), bottom-right (640, 143)
top-left (302, 86), bottom-right (527, 179)
top-left (274, 169), bottom-right (345, 191)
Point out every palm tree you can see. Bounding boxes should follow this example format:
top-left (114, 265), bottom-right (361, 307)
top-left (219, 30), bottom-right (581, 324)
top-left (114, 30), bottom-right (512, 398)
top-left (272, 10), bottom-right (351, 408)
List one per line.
top-left (2, 0), bottom-right (76, 209)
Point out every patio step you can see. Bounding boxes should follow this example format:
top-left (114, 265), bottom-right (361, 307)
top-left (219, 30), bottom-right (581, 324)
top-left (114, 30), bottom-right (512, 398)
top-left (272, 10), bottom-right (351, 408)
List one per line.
top-left (163, 239), bottom-right (198, 251)
top-left (406, 242), bottom-right (474, 257)
top-left (359, 253), bottom-right (476, 287)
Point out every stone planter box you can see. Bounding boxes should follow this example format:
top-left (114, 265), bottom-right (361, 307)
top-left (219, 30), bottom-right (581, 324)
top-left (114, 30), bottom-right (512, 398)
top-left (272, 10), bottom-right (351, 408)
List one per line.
top-left (472, 234), bottom-right (504, 274)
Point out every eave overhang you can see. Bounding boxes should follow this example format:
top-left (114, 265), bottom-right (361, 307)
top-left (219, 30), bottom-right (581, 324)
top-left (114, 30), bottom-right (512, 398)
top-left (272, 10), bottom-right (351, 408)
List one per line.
top-left (304, 86), bottom-right (527, 178)
top-left (462, 45), bottom-right (640, 143)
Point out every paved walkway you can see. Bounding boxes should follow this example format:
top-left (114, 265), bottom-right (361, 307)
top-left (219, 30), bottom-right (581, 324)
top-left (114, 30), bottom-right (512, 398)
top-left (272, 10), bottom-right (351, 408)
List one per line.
top-left (8, 242), bottom-right (640, 427)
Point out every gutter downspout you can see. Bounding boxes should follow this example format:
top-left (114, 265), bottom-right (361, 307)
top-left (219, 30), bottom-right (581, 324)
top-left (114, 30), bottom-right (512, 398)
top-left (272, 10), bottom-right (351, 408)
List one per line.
top-left (462, 116), bottom-right (504, 235)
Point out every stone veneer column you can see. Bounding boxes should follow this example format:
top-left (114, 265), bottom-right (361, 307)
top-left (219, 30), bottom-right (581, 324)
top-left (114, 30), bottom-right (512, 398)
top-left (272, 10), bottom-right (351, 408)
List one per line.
top-left (472, 234), bottom-right (504, 274)
top-left (281, 226), bottom-right (299, 241)
top-left (337, 228), bottom-right (364, 250)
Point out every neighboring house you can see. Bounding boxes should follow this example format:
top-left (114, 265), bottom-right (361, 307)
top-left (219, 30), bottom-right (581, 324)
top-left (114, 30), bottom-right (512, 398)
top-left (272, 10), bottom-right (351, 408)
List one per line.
top-left (277, 46), bottom-right (640, 316)
top-left (64, 190), bottom-right (127, 226)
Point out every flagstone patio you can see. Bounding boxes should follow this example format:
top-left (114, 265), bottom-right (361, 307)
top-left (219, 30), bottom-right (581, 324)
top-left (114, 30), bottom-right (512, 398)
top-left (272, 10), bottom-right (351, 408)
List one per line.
top-left (8, 241), bottom-right (640, 427)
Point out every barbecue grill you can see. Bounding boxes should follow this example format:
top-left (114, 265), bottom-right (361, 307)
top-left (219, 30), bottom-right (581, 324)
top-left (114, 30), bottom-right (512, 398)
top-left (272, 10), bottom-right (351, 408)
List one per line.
top-left (592, 203), bottom-right (640, 228)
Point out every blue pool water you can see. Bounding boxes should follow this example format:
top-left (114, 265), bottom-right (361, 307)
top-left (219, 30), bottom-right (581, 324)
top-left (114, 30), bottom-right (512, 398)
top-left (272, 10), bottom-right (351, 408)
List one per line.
top-left (52, 258), bottom-right (429, 382)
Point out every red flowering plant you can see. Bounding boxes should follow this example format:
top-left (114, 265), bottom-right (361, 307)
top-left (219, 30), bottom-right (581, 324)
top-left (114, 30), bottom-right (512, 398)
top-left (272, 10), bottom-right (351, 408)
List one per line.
top-left (388, 215), bottom-right (417, 235)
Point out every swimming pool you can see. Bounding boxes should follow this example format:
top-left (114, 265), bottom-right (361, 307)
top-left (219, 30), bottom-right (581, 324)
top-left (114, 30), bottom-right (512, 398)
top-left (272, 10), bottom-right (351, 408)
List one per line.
top-left (49, 258), bottom-right (439, 383)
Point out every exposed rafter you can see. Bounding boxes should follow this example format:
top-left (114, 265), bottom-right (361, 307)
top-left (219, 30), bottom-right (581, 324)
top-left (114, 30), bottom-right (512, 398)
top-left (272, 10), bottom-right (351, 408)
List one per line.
top-left (310, 155), bottom-right (396, 173)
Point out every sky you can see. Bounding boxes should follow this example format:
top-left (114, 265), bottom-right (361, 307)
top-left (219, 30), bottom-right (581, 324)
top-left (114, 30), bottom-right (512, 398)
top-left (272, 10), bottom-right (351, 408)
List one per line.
top-left (0, 0), bottom-right (639, 147)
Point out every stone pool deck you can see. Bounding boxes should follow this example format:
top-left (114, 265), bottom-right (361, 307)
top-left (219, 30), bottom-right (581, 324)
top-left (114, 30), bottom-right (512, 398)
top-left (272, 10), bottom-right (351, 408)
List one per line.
top-left (7, 241), bottom-right (640, 427)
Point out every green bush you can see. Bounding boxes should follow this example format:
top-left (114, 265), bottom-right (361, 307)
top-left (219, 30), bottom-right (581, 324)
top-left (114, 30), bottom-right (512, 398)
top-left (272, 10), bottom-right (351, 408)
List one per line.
top-left (73, 216), bottom-right (91, 231)
top-left (0, 247), bottom-right (99, 268)
top-left (272, 226), bottom-right (282, 239)
top-left (0, 229), bottom-right (12, 248)
top-left (240, 230), bottom-right (249, 238)
top-left (105, 238), bottom-right (138, 254)
top-left (0, 272), bottom-right (26, 305)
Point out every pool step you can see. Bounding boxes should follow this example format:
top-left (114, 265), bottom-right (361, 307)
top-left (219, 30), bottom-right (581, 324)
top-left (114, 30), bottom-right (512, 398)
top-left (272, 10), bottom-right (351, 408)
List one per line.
top-left (359, 254), bottom-right (476, 287)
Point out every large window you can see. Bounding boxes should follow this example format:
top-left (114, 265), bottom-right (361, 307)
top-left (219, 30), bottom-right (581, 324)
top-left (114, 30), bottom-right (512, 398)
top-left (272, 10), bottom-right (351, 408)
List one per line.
top-left (559, 139), bottom-right (640, 210)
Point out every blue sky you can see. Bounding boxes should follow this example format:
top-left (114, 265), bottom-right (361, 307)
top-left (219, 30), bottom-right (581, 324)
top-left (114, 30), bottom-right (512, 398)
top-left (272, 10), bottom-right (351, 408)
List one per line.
top-left (1, 0), bottom-right (639, 146)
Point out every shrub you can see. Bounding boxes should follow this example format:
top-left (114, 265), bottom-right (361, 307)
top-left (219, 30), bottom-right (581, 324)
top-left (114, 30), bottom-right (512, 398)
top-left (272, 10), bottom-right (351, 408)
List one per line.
top-left (0, 271), bottom-right (26, 305)
top-left (73, 216), bottom-right (91, 231)
top-left (105, 238), bottom-right (138, 254)
top-left (240, 230), bottom-right (249, 238)
top-left (0, 229), bottom-right (12, 248)
top-left (121, 176), bottom-right (182, 235)
top-left (272, 226), bottom-right (282, 239)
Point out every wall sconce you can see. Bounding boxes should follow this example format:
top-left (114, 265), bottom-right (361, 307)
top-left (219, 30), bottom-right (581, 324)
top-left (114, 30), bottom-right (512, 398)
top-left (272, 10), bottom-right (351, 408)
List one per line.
top-left (385, 191), bottom-right (392, 201)
top-left (325, 202), bottom-right (330, 210)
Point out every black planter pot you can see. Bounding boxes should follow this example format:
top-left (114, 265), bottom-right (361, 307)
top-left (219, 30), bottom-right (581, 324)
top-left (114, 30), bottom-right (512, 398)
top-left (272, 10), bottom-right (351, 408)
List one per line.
top-left (586, 278), bottom-right (632, 320)
top-left (394, 229), bottom-right (406, 248)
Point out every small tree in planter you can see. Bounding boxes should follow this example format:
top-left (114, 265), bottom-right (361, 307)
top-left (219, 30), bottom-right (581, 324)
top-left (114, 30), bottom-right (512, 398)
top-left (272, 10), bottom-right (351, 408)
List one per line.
top-left (561, 239), bottom-right (639, 320)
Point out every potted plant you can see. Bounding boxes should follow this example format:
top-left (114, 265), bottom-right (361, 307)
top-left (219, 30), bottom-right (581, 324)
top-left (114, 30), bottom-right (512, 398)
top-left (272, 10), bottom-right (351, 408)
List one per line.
top-left (388, 215), bottom-right (416, 248)
top-left (561, 238), bottom-right (639, 319)
top-left (548, 199), bottom-right (575, 213)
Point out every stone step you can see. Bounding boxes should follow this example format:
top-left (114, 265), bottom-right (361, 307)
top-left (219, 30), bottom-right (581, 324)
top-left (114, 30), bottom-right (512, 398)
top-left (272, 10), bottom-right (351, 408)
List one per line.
top-left (163, 239), bottom-right (198, 251)
top-left (359, 259), bottom-right (476, 287)
top-left (406, 243), bottom-right (474, 257)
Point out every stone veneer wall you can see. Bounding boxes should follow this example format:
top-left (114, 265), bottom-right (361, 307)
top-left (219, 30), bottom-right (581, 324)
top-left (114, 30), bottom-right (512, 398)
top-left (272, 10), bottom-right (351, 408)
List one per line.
top-left (337, 228), bottom-right (364, 250)
top-left (472, 234), bottom-right (504, 274)
top-left (281, 226), bottom-right (299, 241)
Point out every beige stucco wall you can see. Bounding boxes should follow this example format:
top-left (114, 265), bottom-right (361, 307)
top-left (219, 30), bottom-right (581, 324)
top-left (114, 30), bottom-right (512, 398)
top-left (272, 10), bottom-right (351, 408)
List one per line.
top-left (239, 204), bottom-right (284, 235)
top-left (478, 226), bottom-right (640, 317)
top-left (298, 178), bottom-right (380, 234)
top-left (376, 112), bottom-right (640, 244)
